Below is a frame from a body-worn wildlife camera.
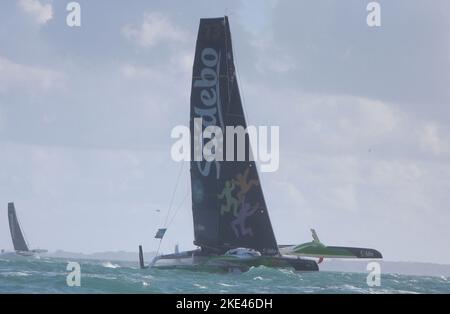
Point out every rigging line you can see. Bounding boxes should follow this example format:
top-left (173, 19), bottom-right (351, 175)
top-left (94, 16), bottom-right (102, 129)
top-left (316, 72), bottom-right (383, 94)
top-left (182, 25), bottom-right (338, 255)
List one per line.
top-left (233, 45), bottom-right (251, 125)
top-left (155, 238), bottom-right (163, 259)
top-left (231, 23), bottom-right (268, 190)
top-left (228, 19), bottom-right (251, 127)
top-left (155, 162), bottom-right (186, 258)
top-left (155, 186), bottom-right (189, 258)
top-left (222, 17), bottom-right (249, 126)
top-left (226, 17), bottom-right (255, 163)
top-left (163, 161), bottom-right (185, 228)
top-left (231, 28), bottom-right (260, 166)
top-left (223, 16), bottom-right (232, 105)
top-left (167, 189), bottom-right (189, 229)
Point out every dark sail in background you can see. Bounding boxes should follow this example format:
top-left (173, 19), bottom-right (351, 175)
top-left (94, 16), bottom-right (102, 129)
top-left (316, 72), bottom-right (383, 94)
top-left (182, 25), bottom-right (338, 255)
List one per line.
top-left (8, 202), bottom-right (29, 252)
top-left (190, 17), bottom-right (278, 255)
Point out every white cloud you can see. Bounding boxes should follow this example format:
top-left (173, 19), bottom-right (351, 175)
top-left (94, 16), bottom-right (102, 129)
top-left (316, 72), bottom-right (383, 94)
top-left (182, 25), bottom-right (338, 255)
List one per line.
top-left (243, 83), bottom-right (405, 155)
top-left (419, 123), bottom-right (450, 155)
top-left (169, 50), bottom-right (194, 76)
top-left (330, 184), bottom-right (358, 213)
top-left (273, 180), bottom-right (307, 209)
top-left (2, 1), bottom-right (449, 263)
top-left (243, 81), bottom-right (450, 260)
top-left (122, 12), bottom-right (187, 48)
top-left (18, 0), bottom-right (53, 25)
top-left (0, 56), bottom-right (64, 93)
top-left (0, 141), bottom-right (179, 253)
top-left (120, 51), bottom-right (193, 80)
top-left (119, 64), bottom-right (160, 80)
top-left (0, 107), bottom-right (4, 133)
top-left (370, 160), bottom-right (427, 186)
top-left (251, 36), bottom-right (297, 74)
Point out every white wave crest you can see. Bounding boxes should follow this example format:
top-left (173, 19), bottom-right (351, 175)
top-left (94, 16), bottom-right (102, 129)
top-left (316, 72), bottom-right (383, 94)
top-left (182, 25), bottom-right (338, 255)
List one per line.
top-left (102, 261), bottom-right (120, 269)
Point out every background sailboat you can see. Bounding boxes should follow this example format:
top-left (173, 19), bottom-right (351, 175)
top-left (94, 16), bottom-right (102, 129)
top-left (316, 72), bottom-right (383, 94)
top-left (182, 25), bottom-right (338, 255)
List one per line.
top-left (7, 202), bottom-right (47, 256)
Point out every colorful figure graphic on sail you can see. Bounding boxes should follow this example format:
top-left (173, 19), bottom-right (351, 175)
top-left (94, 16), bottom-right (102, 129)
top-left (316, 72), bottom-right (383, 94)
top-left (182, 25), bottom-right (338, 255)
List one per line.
top-left (231, 199), bottom-right (261, 238)
top-left (218, 167), bottom-right (262, 237)
top-left (218, 180), bottom-right (239, 215)
top-left (235, 168), bottom-right (259, 202)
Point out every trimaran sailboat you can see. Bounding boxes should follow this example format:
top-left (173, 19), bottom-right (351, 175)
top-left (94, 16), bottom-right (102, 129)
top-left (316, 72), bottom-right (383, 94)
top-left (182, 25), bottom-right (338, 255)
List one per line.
top-left (7, 202), bottom-right (47, 256)
top-left (141, 17), bottom-right (382, 272)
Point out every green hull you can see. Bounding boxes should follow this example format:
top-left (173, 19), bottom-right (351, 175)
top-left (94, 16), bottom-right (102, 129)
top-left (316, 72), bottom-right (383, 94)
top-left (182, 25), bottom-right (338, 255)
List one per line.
top-left (287, 242), bottom-right (383, 259)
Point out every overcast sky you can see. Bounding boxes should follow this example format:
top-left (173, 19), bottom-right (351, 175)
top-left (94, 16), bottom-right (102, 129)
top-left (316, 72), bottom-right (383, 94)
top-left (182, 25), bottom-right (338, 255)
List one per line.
top-left (1, 0), bottom-right (449, 264)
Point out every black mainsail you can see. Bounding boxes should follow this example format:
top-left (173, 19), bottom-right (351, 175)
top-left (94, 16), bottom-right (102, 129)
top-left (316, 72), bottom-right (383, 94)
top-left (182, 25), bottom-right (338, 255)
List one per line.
top-left (149, 16), bottom-right (379, 272)
top-left (190, 17), bottom-right (278, 255)
top-left (8, 202), bottom-right (29, 252)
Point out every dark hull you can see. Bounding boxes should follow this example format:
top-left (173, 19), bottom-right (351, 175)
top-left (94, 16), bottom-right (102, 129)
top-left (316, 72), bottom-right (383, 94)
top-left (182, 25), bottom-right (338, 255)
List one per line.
top-left (152, 250), bottom-right (319, 272)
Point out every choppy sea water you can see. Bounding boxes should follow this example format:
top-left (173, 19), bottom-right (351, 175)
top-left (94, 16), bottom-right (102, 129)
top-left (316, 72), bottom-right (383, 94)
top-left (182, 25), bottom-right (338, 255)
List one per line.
top-left (0, 255), bottom-right (449, 293)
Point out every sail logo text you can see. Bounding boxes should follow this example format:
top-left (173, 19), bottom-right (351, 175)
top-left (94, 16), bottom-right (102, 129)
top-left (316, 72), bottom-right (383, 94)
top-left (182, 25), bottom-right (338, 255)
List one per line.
top-left (191, 47), bottom-right (224, 178)
top-left (171, 119), bottom-right (280, 173)
top-left (175, 46), bottom-right (279, 174)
